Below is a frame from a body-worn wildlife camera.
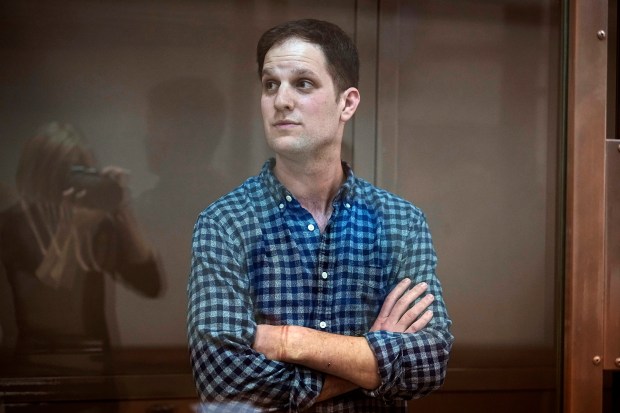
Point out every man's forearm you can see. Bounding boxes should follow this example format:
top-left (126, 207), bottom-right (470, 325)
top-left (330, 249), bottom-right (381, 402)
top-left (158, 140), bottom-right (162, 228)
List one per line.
top-left (254, 325), bottom-right (381, 389)
top-left (315, 375), bottom-right (358, 403)
top-left (251, 281), bottom-right (436, 395)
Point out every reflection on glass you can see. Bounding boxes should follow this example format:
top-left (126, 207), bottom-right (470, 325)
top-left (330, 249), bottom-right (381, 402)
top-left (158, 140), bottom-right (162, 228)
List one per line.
top-left (0, 122), bottom-right (162, 371)
top-left (132, 78), bottom-right (235, 346)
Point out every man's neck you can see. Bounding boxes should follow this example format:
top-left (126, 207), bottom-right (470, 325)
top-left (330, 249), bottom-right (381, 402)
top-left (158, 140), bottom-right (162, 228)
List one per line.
top-left (273, 154), bottom-right (345, 231)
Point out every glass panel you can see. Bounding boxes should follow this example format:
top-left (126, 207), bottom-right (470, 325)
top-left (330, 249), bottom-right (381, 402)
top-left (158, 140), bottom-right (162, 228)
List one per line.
top-left (390, 0), bottom-right (560, 405)
top-left (0, 0), bottom-right (356, 386)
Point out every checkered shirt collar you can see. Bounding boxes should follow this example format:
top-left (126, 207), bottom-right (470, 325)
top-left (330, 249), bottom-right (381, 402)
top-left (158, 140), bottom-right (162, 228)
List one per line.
top-left (259, 158), bottom-right (356, 207)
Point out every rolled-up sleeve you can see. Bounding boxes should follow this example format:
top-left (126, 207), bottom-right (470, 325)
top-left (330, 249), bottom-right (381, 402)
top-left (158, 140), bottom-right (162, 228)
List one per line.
top-left (363, 211), bottom-right (454, 401)
top-left (187, 213), bottom-right (322, 411)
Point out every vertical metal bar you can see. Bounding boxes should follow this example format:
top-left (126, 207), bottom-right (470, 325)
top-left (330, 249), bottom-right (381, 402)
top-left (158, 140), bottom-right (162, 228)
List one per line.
top-left (375, 0), bottom-right (400, 192)
top-left (605, 140), bottom-right (620, 372)
top-left (353, 0), bottom-right (379, 184)
top-left (564, 0), bottom-right (608, 411)
top-left (556, 2), bottom-right (569, 411)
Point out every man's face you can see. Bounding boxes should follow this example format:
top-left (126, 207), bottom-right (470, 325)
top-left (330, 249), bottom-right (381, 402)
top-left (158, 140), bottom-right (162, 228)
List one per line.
top-left (260, 38), bottom-right (346, 158)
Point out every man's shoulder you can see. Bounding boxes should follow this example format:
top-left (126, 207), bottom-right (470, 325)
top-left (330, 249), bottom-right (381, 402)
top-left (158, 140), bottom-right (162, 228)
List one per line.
top-left (354, 178), bottom-right (425, 221)
top-left (196, 175), bottom-right (265, 226)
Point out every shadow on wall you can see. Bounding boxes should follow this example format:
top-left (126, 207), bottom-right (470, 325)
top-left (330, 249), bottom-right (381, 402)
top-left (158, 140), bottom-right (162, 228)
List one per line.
top-left (131, 77), bottom-right (236, 345)
top-left (138, 76), bottom-right (232, 223)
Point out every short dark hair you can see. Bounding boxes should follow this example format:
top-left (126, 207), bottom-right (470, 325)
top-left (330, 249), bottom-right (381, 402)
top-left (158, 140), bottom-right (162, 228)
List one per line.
top-left (256, 19), bottom-right (359, 94)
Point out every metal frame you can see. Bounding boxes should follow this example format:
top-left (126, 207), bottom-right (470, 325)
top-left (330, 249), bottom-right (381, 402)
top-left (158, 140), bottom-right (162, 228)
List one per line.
top-left (564, 0), bottom-right (608, 411)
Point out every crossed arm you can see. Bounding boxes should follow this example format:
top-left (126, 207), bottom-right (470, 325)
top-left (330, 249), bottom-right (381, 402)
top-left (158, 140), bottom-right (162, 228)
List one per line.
top-left (252, 279), bottom-right (435, 401)
top-left (188, 212), bottom-right (453, 410)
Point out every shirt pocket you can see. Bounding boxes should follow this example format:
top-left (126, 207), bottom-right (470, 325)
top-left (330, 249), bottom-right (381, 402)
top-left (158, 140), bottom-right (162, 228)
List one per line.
top-left (250, 242), bottom-right (314, 326)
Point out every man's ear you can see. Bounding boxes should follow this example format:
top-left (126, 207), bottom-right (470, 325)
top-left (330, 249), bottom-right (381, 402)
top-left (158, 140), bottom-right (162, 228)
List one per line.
top-left (340, 87), bottom-right (360, 122)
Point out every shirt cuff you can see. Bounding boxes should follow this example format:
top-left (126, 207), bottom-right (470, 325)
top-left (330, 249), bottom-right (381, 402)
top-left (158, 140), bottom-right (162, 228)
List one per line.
top-left (362, 330), bottom-right (404, 399)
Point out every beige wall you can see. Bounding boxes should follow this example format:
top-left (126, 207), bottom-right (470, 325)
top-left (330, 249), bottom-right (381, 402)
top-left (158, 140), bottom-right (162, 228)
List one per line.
top-left (374, 2), bottom-right (560, 410)
top-left (388, 0), bottom-right (559, 349)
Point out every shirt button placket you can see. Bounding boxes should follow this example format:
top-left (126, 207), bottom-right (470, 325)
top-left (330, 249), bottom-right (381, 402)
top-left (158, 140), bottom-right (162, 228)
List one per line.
top-left (317, 222), bottom-right (332, 333)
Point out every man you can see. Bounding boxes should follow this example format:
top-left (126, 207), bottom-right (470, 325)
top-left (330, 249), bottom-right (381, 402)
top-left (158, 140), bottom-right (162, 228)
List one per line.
top-left (187, 19), bottom-right (453, 412)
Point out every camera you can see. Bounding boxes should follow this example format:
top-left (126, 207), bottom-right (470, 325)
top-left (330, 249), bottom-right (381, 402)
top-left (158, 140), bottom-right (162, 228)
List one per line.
top-left (65, 166), bottom-right (123, 211)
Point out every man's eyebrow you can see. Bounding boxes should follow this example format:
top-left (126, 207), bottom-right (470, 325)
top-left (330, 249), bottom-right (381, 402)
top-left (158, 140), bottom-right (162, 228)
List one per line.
top-left (292, 68), bottom-right (318, 77)
top-left (261, 67), bottom-right (319, 78)
top-left (261, 68), bottom-right (275, 77)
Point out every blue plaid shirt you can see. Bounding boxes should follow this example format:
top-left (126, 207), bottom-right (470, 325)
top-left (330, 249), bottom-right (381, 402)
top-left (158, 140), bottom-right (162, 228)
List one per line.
top-left (187, 160), bottom-right (453, 412)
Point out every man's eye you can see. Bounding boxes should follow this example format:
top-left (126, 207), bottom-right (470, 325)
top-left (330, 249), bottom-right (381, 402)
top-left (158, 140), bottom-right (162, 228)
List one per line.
top-left (298, 80), bottom-right (313, 89)
top-left (263, 81), bottom-right (278, 91)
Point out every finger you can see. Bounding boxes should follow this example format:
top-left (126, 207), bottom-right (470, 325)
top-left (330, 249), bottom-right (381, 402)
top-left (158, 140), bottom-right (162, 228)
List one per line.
top-left (101, 166), bottom-right (130, 179)
top-left (388, 282), bottom-right (428, 323)
top-left (405, 310), bottom-right (434, 333)
top-left (62, 187), bottom-right (79, 206)
top-left (396, 293), bottom-right (434, 330)
top-left (376, 278), bottom-right (411, 320)
top-left (101, 165), bottom-right (120, 175)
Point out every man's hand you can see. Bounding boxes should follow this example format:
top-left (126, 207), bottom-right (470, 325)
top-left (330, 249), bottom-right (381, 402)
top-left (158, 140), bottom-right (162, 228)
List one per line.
top-left (370, 278), bottom-right (434, 333)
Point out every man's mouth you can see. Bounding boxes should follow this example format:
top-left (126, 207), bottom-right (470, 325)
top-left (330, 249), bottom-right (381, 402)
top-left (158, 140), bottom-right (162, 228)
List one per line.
top-left (273, 120), bottom-right (300, 128)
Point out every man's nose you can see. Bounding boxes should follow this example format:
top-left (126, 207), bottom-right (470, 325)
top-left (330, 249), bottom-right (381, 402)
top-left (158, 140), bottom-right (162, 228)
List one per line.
top-left (274, 85), bottom-right (294, 111)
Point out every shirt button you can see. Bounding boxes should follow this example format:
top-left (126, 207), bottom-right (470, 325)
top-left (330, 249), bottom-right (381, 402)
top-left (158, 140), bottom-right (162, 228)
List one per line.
top-left (285, 195), bottom-right (292, 202)
top-left (278, 203), bottom-right (284, 209)
top-left (319, 321), bottom-right (327, 329)
top-left (345, 203), bottom-right (351, 209)
top-left (321, 271), bottom-right (328, 279)
top-left (307, 224), bottom-right (315, 231)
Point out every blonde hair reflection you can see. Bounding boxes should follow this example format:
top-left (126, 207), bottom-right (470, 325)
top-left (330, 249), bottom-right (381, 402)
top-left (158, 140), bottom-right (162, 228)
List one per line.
top-left (16, 122), bottom-right (106, 288)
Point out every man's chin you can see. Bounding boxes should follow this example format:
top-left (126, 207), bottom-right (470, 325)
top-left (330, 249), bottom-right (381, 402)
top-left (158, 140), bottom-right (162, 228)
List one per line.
top-left (267, 135), bottom-right (309, 153)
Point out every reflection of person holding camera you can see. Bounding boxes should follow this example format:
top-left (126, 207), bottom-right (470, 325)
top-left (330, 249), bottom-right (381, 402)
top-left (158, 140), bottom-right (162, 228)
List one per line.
top-left (0, 122), bottom-right (161, 354)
